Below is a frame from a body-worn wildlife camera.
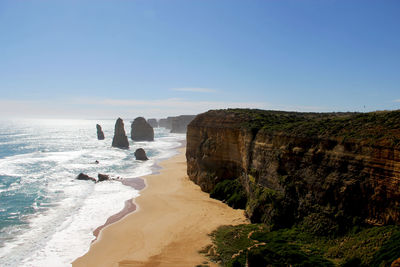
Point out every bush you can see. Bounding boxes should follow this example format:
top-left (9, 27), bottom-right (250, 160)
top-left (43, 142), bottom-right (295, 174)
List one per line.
top-left (371, 231), bottom-right (400, 267)
top-left (210, 179), bottom-right (247, 209)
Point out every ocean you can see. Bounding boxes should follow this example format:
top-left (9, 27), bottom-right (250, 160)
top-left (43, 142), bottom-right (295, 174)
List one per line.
top-left (0, 118), bottom-right (185, 266)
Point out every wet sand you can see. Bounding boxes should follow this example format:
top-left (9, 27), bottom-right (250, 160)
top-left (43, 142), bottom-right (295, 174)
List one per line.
top-left (72, 148), bottom-right (248, 267)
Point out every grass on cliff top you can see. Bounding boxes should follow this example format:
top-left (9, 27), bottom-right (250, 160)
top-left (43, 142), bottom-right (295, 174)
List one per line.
top-left (223, 109), bottom-right (400, 147)
top-left (207, 224), bottom-right (400, 267)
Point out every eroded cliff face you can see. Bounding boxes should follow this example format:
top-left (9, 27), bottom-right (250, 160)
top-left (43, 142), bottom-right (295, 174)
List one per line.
top-left (171, 115), bottom-right (196, 133)
top-left (186, 110), bottom-right (400, 231)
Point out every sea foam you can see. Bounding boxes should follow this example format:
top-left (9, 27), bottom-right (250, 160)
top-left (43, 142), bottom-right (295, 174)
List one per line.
top-left (0, 119), bottom-right (185, 266)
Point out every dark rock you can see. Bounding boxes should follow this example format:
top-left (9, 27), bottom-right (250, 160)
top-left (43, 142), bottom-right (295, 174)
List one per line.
top-left (171, 115), bottom-right (196, 133)
top-left (112, 118), bottom-right (129, 149)
top-left (97, 173), bottom-right (110, 182)
top-left (96, 124), bottom-right (105, 140)
top-left (131, 117), bottom-right (154, 141)
top-left (147, 118), bottom-right (158, 128)
top-left (76, 173), bottom-right (96, 182)
top-left (134, 148), bottom-right (148, 160)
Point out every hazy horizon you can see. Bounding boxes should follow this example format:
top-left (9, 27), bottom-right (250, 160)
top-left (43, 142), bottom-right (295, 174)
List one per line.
top-left (1, 0), bottom-right (399, 119)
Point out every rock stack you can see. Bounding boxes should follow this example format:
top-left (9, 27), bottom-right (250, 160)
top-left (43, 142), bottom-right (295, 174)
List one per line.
top-left (112, 118), bottom-right (129, 149)
top-left (96, 124), bottom-right (105, 140)
top-left (134, 148), bottom-right (148, 160)
top-left (131, 117), bottom-right (154, 141)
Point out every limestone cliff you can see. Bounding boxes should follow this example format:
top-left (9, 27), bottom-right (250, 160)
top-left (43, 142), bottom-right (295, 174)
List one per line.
top-left (159, 117), bottom-right (174, 129)
top-left (171, 115), bottom-right (196, 133)
top-left (186, 109), bottom-right (400, 232)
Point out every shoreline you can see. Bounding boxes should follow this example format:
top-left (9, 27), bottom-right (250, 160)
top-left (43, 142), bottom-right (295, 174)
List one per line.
top-left (91, 140), bottom-right (185, 241)
top-left (72, 147), bottom-right (248, 266)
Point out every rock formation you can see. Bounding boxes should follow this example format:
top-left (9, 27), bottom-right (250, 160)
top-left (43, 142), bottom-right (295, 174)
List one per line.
top-left (147, 118), bottom-right (158, 128)
top-left (131, 117), bottom-right (154, 141)
top-left (76, 173), bottom-right (96, 182)
top-left (97, 173), bottom-right (110, 182)
top-left (186, 109), bottom-right (400, 232)
top-left (171, 115), bottom-right (196, 133)
top-left (134, 148), bottom-right (148, 161)
top-left (158, 117), bottom-right (174, 130)
top-left (96, 124), bottom-right (105, 140)
top-left (112, 118), bottom-right (129, 149)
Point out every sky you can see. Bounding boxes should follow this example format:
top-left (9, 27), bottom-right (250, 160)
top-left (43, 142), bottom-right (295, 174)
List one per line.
top-left (0, 0), bottom-right (399, 119)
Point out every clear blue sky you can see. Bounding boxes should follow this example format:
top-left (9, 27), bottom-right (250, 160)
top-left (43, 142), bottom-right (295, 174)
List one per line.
top-left (0, 0), bottom-right (399, 118)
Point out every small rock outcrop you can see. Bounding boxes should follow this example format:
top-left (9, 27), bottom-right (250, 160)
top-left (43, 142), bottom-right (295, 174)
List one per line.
top-left (97, 173), bottom-right (110, 182)
top-left (112, 118), bottom-right (129, 149)
top-left (147, 118), bottom-right (158, 128)
top-left (131, 117), bottom-right (154, 141)
top-left (134, 148), bottom-right (148, 160)
top-left (96, 124), bottom-right (105, 140)
top-left (76, 173), bottom-right (96, 182)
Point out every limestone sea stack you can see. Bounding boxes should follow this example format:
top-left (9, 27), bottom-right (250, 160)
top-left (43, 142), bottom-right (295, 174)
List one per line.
top-left (147, 118), bottom-right (158, 128)
top-left (112, 118), bottom-right (129, 149)
top-left (131, 117), bottom-right (154, 141)
top-left (96, 124), bottom-right (105, 140)
top-left (134, 148), bottom-right (148, 160)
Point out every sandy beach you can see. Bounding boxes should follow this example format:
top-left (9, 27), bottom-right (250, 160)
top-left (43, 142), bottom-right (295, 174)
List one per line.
top-left (72, 148), bottom-right (248, 267)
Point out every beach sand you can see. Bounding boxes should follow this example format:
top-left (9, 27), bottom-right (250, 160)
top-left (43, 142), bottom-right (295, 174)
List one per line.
top-left (72, 148), bottom-right (248, 267)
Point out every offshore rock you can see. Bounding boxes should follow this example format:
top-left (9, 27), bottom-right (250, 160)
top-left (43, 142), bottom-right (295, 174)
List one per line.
top-left (134, 148), bottom-right (148, 161)
top-left (147, 118), bottom-right (158, 128)
top-left (171, 115), bottom-right (196, 133)
top-left (96, 124), bottom-right (105, 140)
top-left (186, 109), bottom-right (400, 232)
top-left (112, 118), bottom-right (129, 149)
top-left (97, 173), bottom-right (110, 182)
top-left (131, 117), bottom-right (154, 141)
top-left (76, 173), bottom-right (96, 182)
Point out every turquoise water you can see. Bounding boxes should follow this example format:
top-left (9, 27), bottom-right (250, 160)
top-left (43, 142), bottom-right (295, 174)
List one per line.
top-left (0, 119), bottom-right (184, 266)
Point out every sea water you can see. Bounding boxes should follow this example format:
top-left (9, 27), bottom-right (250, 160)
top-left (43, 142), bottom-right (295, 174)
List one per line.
top-left (0, 118), bottom-right (185, 266)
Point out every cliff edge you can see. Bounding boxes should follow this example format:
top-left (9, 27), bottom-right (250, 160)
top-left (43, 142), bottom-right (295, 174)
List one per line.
top-left (186, 109), bottom-right (400, 233)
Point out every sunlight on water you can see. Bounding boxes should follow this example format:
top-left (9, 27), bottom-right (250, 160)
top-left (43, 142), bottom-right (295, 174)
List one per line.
top-left (0, 119), bottom-right (185, 266)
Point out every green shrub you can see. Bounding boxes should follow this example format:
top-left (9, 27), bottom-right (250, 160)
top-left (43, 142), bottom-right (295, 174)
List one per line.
top-left (210, 179), bottom-right (247, 209)
top-left (371, 231), bottom-right (400, 267)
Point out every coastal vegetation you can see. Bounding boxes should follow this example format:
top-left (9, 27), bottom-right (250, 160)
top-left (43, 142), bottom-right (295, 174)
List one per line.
top-left (228, 108), bottom-right (400, 148)
top-left (186, 108), bottom-right (400, 266)
top-left (206, 224), bottom-right (400, 267)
